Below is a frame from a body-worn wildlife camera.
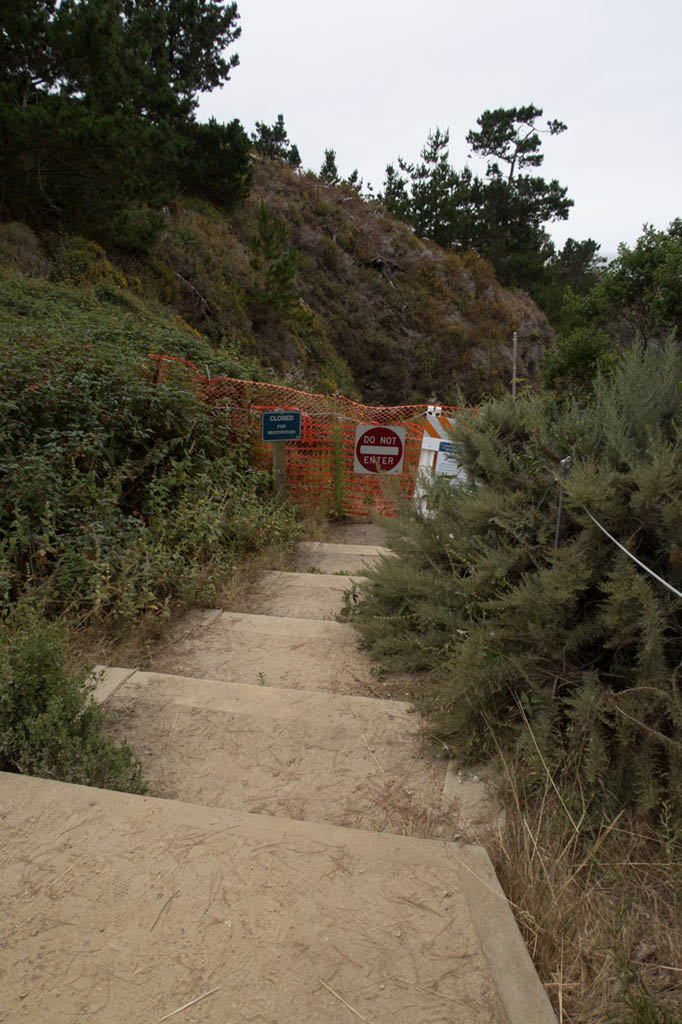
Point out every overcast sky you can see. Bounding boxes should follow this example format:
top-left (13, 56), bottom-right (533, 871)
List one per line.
top-left (199, 0), bottom-right (682, 259)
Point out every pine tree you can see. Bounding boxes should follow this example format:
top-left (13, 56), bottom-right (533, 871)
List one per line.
top-left (249, 201), bottom-right (298, 316)
top-left (319, 148), bottom-right (340, 184)
top-left (0, 0), bottom-right (247, 240)
top-left (251, 114), bottom-right (300, 165)
top-left (381, 106), bottom-right (573, 294)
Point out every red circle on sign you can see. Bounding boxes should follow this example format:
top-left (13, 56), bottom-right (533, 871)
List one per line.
top-left (355, 426), bottom-right (404, 474)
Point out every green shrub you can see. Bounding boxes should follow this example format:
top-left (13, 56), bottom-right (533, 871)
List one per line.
top-left (179, 118), bottom-right (252, 209)
top-left (355, 344), bottom-right (682, 821)
top-left (0, 273), bottom-right (301, 622)
top-left (51, 235), bottom-right (127, 288)
top-left (541, 323), bottom-right (615, 393)
top-left (0, 612), bottom-right (145, 792)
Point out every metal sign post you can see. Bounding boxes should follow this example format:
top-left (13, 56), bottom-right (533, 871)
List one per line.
top-left (272, 440), bottom-right (286, 499)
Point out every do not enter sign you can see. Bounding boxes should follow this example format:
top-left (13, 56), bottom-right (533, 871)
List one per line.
top-left (354, 424), bottom-right (406, 475)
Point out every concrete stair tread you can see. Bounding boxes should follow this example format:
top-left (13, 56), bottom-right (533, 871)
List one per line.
top-left (294, 540), bottom-right (392, 575)
top-left (26, 525), bottom-right (555, 1023)
top-left (148, 610), bottom-right (373, 693)
top-left (97, 668), bottom-right (450, 835)
top-left (248, 569), bottom-right (363, 619)
top-left (0, 772), bottom-right (557, 1024)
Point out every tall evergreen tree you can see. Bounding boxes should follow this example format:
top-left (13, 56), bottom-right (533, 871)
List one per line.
top-left (466, 105), bottom-right (572, 286)
top-left (0, 0), bottom-right (247, 240)
top-left (552, 237), bottom-right (606, 295)
top-left (381, 105), bottom-right (573, 294)
top-left (466, 104), bottom-right (567, 184)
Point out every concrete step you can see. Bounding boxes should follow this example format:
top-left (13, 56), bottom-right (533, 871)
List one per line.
top-left (0, 772), bottom-right (557, 1024)
top-left (248, 569), bottom-right (362, 620)
top-left (97, 668), bottom-right (450, 836)
top-left (148, 611), bottom-right (373, 693)
top-left (294, 540), bottom-right (392, 575)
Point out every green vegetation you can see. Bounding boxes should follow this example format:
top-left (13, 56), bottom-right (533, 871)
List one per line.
top-left (3, 0), bottom-right (557, 404)
top-left (251, 113), bottom-right (301, 167)
top-left (357, 344), bottom-right (682, 818)
top-left (354, 344), bottom-right (682, 1019)
top-left (4, 8), bottom-right (681, 1011)
top-left (542, 219), bottom-right (682, 393)
top-left (4, 150), bottom-right (547, 406)
top-left (381, 105), bottom-right (580, 298)
top-left (0, 263), bottom-right (300, 794)
top-left (319, 149), bottom-right (341, 185)
top-left (0, 611), bottom-right (145, 792)
top-left (0, 268), bottom-right (299, 624)
top-left (249, 200), bottom-right (300, 318)
top-left (0, 0), bottom-right (250, 245)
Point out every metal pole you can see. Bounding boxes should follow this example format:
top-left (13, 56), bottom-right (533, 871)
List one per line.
top-left (511, 331), bottom-right (518, 399)
top-left (553, 456), bottom-right (572, 550)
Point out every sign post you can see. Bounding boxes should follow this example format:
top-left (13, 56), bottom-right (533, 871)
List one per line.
top-left (261, 410), bottom-right (302, 498)
top-left (353, 424), bottom-right (406, 475)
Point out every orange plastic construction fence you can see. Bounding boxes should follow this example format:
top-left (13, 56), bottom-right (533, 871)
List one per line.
top-left (149, 355), bottom-right (461, 516)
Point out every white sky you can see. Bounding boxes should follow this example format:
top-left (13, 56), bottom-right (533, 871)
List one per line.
top-left (199, 0), bottom-right (682, 259)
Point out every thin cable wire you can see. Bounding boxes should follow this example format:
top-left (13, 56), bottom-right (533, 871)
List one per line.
top-left (583, 507), bottom-right (682, 600)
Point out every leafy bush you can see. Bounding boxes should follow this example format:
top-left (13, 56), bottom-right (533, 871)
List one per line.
top-left (0, 272), bottom-right (300, 622)
top-left (52, 235), bottom-right (128, 288)
top-left (355, 344), bottom-right (682, 820)
top-left (540, 323), bottom-right (615, 393)
top-left (0, 612), bottom-right (145, 792)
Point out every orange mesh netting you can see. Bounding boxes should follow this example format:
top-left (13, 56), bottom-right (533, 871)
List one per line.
top-left (149, 355), bottom-right (461, 517)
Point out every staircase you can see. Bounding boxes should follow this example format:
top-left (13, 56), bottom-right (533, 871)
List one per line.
top-left (0, 530), bottom-right (557, 1024)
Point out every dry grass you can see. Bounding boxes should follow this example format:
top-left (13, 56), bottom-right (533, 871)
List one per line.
top-left (491, 767), bottom-right (682, 1024)
top-left (67, 537), bottom-right (304, 676)
top-left (337, 773), bottom-right (462, 841)
top-left (66, 507), bottom-right (331, 675)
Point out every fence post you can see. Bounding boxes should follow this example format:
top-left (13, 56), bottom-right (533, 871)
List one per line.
top-left (272, 442), bottom-right (286, 499)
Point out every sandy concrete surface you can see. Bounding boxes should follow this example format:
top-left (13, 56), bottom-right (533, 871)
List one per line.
top-left (148, 612), bottom-right (374, 694)
top-left (0, 773), bottom-right (505, 1024)
top-left (324, 520), bottom-right (389, 546)
top-left (1, 533), bottom-right (556, 1024)
top-left (101, 671), bottom-right (453, 837)
top-left (294, 542), bottom-right (392, 575)
top-left (247, 570), bottom-right (363, 620)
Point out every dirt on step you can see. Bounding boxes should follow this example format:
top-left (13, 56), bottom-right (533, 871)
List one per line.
top-left (104, 671), bottom-right (459, 840)
top-left (0, 772), bottom-right (507, 1024)
top-left (324, 518), bottom-right (389, 546)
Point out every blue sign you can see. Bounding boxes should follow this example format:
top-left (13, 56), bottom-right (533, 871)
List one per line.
top-left (261, 410), bottom-right (302, 442)
top-left (439, 441), bottom-right (454, 453)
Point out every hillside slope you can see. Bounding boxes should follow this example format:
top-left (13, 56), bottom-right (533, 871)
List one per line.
top-left (1, 158), bottom-right (553, 404)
